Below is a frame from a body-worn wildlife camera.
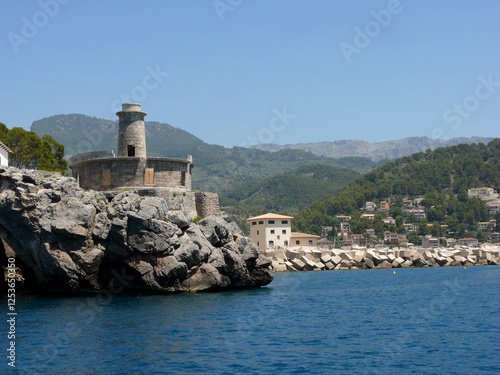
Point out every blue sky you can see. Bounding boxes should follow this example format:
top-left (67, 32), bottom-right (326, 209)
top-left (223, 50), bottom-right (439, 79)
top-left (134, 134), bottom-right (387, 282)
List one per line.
top-left (1, 0), bottom-right (499, 148)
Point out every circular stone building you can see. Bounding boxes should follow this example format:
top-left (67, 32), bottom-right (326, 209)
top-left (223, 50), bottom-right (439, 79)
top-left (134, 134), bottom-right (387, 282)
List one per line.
top-left (69, 103), bottom-right (194, 191)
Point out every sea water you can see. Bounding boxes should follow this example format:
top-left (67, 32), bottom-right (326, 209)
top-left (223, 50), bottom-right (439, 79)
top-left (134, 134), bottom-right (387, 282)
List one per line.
top-left (7, 266), bottom-right (500, 374)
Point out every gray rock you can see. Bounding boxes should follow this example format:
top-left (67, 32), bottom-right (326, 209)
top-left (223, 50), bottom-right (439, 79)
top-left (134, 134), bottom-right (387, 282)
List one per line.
top-left (0, 167), bottom-right (273, 294)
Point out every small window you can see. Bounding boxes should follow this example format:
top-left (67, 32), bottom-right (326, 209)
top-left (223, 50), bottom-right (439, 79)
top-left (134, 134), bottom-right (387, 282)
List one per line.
top-left (295, 240), bottom-right (300, 245)
top-left (269, 240), bottom-right (274, 247)
top-left (308, 240), bottom-right (313, 245)
top-left (268, 220), bottom-right (275, 224)
top-left (180, 171), bottom-right (186, 186)
top-left (270, 230), bottom-right (275, 234)
top-left (282, 230), bottom-right (286, 234)
top-left (128, 145), bottom-right (135, 157)
top-left (259, 221), bottom-right (264, 224)
top-left (257, 242), bottom-right (259, 246)
top-left (257, 230), bottom-right (259, 235)
top-left (252, 222), bottom-right (257, 226)
top-left (281, 220), bottom-right (288, 224)
top-left (277, 235), bottom-right (280, 240)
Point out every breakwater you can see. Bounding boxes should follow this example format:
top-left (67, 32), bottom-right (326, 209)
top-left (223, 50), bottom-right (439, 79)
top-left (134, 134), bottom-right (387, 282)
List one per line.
top-left (266, 245), bottom-right (500, 272)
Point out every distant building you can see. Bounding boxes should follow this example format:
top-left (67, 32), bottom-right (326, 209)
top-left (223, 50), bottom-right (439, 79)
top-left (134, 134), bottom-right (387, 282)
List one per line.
top-left (414, 197), bottom-right (425, 207)
top-left (468, 188), bottom-right (498, 200)
top-left (340, 222), bottom-right (350, 231)
top-left (365, 228), bottom-right (375, 236)
top-left (384, 232), bottom-right (399, 245)
top-left (403, 199), bottom-right (413, 207)
top-left (406, 209), bottom-right (426, 219)
top-left (458, 238), bottom-right (479, 247)
top-left (490, 233), bottom-right (500, 242)
top-left (422, 235), bottom-right (439, 249)
top-left (383, 216), bottom-right (396, 225)
top-left (477, 221), bottom-right (495, 230)
top-left (361, 213), bottom-right (375, 220)
top-left (248, 213), bottom-right (293, 250)
top-left (350, 234), bottom-right (366, 247)
top-left (336, 215), bottom-right (351, 221)
top-left (403, 223), bottom-right (417, 232)
top-left (379, 201), bottom-right (390, 212)
top-left (0, 141), bottom-right (12, 167)
top-left (487, 203), bottom-right (500, 215)
top-left (291, 232), bottom-right (320, 249)
top-left (365, 202), bottom-right (377, 211)
top-left (446, 238), bottom-right (456, 248)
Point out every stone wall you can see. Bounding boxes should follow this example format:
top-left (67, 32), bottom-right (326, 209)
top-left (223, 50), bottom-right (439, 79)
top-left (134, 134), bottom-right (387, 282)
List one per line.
top-left (195, 192), bottom-right (221, 219)
top-left (69, 150), bottom-right (115, 164)
top-left (266, 245), bottom-right (500, 272)
top-left (70, 157), bottom-right (192, 191)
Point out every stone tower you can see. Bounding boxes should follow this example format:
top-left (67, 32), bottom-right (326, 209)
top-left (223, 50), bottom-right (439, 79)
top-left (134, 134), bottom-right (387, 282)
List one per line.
top-left (117, 103), bottom-right (147, 158)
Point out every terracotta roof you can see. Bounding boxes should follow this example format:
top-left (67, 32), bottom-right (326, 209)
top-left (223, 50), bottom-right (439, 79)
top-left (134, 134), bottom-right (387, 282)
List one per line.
top-left (290, 232), bottom-right (320, 239)
top-left (0, 141), bottom-right (12, 154)
top-left (247, 213), bottom-right (294, 221)
top-left (458, 238), bottom-right (478, 241)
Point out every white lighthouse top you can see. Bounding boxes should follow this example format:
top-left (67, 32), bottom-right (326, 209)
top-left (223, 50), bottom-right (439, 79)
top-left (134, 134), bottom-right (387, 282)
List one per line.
top-left (117, 103), bottom-right (147, 116)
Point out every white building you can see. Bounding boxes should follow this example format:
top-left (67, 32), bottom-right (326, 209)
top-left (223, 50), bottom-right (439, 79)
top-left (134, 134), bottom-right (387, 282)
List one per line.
top-left (365, 202), bottom-right (376, 211)
top-left (468, 188), bottom-right (498, 200)
top-left (247, 213), bottom-right (293, 250)
top-left (0, 141), bottom-right (12, 166)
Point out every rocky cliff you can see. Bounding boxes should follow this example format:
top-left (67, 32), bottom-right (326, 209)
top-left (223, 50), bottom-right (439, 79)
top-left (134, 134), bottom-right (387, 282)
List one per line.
top-left (0, 167), bottom-right (273, 294)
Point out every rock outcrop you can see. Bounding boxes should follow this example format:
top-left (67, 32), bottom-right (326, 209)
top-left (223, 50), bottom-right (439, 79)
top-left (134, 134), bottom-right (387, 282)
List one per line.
top-left (0, 167), bottom-right (273, 294)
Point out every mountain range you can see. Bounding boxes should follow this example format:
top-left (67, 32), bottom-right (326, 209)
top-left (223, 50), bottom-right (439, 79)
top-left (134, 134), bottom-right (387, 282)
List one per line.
top-left (251, 136), bottom-right (495, 161)
top-left (30, 114), bottom-right (383, 193)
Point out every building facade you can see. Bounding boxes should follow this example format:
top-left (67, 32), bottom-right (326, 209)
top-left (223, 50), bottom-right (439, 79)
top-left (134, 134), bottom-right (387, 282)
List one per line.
top-left (247, 213), bottom-right (293, 250)
top-left (0, 141), bottom-right (12, 166)
top-left (290, 232), bottom-right (320, 249)
top-left (69, 103), bottom-right (194, 191)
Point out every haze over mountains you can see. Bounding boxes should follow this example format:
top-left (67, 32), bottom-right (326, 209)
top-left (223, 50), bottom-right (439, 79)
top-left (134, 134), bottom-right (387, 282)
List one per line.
top-left (251, 137), bottom-right (495, 162)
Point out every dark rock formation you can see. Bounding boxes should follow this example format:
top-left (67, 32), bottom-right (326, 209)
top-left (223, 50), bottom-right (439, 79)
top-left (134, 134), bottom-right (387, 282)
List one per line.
top-left (0, 167), bottom-right (273, 294)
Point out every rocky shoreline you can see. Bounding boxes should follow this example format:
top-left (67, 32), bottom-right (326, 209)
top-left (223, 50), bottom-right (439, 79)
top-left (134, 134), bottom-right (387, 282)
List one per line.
top-left (267, 245), bottom-right (500, 272)
top-left (0, 167), bottom-right (273, 294)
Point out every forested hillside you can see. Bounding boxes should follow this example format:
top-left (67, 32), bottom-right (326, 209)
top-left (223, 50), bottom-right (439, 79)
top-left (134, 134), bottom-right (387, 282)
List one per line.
top-left (293, 139), bottom-right (500, 240)
top-left (219, 164), bottom-right (361, 230)
top-left (31, 114), bottom-right (383, 192)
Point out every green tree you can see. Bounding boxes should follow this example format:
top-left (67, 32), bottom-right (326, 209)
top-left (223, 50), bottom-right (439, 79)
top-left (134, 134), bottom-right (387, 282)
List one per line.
top-left (2, 126), bottom-right (67, 173)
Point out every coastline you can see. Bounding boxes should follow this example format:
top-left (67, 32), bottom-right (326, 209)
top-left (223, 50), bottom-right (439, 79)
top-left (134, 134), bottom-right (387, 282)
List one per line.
top-left (266, 244), bottom-right (500, 272)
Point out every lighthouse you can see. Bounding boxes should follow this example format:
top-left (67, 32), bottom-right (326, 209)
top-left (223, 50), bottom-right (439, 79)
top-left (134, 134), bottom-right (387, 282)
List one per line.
top-left (117, 103), bottom-right (147, 158)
